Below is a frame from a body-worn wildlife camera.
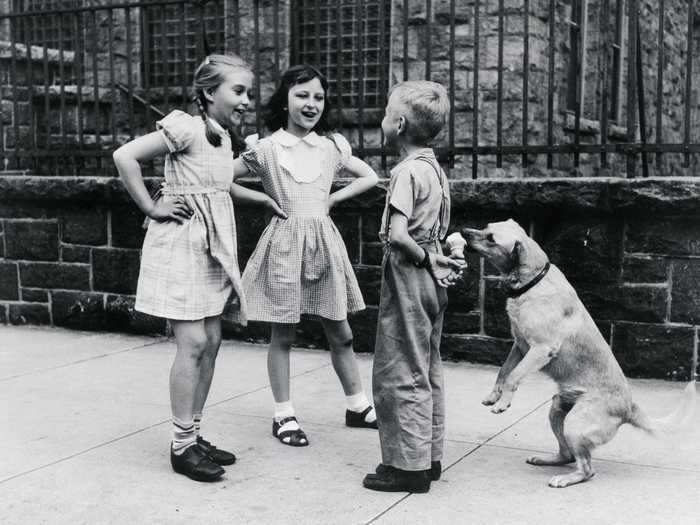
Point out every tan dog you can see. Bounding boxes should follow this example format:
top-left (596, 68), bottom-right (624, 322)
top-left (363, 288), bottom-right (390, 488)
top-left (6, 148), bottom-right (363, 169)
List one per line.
top-left (460, 219), bottom-right (696, 488)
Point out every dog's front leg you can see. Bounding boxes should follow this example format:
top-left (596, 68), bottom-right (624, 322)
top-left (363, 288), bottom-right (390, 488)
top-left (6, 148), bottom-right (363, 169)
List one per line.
top-left (483, 341), bottom-right (526, 406)
top-left (491, 345), bottom-right (556, 414)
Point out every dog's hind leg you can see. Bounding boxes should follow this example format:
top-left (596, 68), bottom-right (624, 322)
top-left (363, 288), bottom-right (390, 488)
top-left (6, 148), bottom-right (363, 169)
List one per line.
top-left (482, 341), bottom-right (526, 406)
top-left (527, 394), bottom-right (575, 466)
top-left (548, 400), bottom-right (622, 488)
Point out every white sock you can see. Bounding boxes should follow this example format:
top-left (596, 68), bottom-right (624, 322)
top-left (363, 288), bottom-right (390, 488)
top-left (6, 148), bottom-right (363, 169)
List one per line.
top-left (193, 413), bottom-right (202, 436)
top-left (346, 392), bottom-right (376, 423)
top-left (274, 401), bottom-right (299, 432)
top-left (171, 416), bottom-right (196, 455)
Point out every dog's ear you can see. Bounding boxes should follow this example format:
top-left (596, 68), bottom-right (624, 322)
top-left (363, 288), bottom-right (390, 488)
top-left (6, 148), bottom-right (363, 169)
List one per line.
top-left (492, 229), bottom-right (517, 254)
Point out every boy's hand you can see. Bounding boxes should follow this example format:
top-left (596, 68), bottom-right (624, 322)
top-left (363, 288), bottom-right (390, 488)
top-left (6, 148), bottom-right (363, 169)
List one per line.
top-left (148, 197), bottom-right (192, 224)
top-left (428, 253), bottom-right (467, 288)
top-left (266, 196), bottom-right (288, 219)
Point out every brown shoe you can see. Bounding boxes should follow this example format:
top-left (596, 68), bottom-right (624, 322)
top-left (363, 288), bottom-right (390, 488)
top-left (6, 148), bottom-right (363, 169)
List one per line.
top-left (363, 467), bottom-right (431, 493)
top-left (197, 436), bottom-right (236, 466)
top-left (170, 444), bottom-right (224, 482)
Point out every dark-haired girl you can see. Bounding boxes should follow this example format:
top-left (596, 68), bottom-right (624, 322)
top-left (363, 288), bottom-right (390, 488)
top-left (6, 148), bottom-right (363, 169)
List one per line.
top-left (114, 54), bottom-right (283, 482)
top-left (232, 65), bottom-right (380, 447)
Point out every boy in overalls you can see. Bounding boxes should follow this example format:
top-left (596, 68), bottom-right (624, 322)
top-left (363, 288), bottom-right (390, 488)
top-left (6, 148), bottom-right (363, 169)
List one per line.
top-left (363, 81), bottom-right (464, 493)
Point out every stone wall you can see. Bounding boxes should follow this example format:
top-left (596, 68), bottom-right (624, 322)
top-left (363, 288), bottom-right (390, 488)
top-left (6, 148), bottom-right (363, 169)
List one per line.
top-left (1, 174), bottom-right (698, 381)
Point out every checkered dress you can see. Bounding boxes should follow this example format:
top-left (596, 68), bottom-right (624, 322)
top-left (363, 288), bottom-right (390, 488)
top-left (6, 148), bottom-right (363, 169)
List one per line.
top-left (240, 130), bottom-right (365, 323)
top-left (134, 110), bottom-right (247, 324)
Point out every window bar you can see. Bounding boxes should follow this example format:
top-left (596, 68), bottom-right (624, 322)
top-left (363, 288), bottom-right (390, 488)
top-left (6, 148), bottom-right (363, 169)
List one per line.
top-left (403, 0), bottom-right (408, 81)
top-left (314, 0), bottom-right (321, 68)
top-left (253, 0), bottom-right (261, 133)
top-left (59, 13), bottom-right (67, 162)
top-left (683, 0), bottom-right (693, 168)
top-left (472, 0), bottom-right (480, 179)
top-left (496, 0), bottom-right (503, 168)
top-left (625, 0), bottom-right (638, 177)
top-left (180, 3), bottom-right (187, 106)
top-left (160, 5), bottom-right (169, 109)
top-left (521, 0), bottom-right (529, 168)
top-left (335, 0), bottom-right (343, 127)
top-left (655, 0), bottom-right (664, 169)
top-left (233, 0), bottom-right (240, 54)
top-left (10, 15), bottom-right (18, 169)
top-left (25, 15), bottom-right (36, 172)
top-left (290, 0), bottom-right (298, 64)
top-left (379, 0), bottom-right (387, 170)
top-left (142, 6), bottom-right (152, 127)
top-left (571, 0), bottom-right (582, 168)
top-left (42, 10), bottom-right (51, 172)
top-left (635, 20), bottom-right (648, 177)
top-left (448, 0), bottom-right (455, 169)
top-left (273, 0), bottom-right (280, 83)
top-left (196, 1), bottom-right (204, 59)
top-left (546, 0), bottom-right (555, 169)
top-left (425, 0), bottom-right (431, 80)
top-left (599, 0), bottom-right (611, 169)
top-left (74, 11), bottom-right (85, 173)
top-left (91, 8), bottom-right (101, 171)
top-left (108, 9), bottom-right (116, 152)
top-left (355, 0), bottom-right (365, 156)
top-left (125, 6), bottom-right (135, 140)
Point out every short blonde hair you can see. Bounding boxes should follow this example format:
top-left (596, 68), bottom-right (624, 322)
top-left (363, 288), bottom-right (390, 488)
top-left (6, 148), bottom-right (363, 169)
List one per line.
top-left (389, 81), bottom-right (449, 144)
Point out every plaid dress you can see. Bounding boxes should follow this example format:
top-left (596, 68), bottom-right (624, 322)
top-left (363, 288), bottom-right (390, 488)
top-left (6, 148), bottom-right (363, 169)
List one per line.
top-left (135, 110), bottom-right (247, 324)
top-left (240, 129), bottom-right (365, 323)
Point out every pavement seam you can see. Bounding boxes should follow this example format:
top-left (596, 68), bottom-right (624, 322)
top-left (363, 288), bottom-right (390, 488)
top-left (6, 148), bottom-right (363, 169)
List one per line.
top-left (364, 398), bottom-right (551, 525)
top-left (0, 362), bottom-right (332, 486)
top-left (0, 337), bottom-right (169, 382)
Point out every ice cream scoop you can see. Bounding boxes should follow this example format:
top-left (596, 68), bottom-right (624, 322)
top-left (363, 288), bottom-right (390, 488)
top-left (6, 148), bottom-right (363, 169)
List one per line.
top-left (446, 232), bottom-right (467, 259)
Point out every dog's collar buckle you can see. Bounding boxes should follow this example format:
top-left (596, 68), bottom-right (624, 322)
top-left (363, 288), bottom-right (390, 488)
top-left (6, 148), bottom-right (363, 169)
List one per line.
top-left (506, 262), bottom-right (551, 298)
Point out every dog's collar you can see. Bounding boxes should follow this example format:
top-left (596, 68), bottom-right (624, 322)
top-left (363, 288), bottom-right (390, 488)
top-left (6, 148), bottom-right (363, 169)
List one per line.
top-left (506, 262), bottom-right (551, 298)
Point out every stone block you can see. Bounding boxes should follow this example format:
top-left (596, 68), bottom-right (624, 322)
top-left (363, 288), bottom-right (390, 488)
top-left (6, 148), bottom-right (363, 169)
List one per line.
top-left (670, 260), bottom-right (700, 324)
top-left (21, 288), bottom-right (48, 302)
top-left (92, 248), bottom-right (140, 294)
top-left (0, 201), bottom-right (57, 219)
top-left (361, 242), bottom-right (384, 266)
top-left (441, 334), bottom-right (513, 365)
top-left (0, 261), bottom-right (19, 300)
top-left (354, 265), bottom-right (383, 306)
top-left (61, 244), bottom-right (91, 263)
top-left (4, 219), bottom-right (59, 261)
top-left (104, 294), bottom-right (166, 334)
top-left (443, 311), bottom-right (481, 334)
top-left (19, 262), bottom-right (90, 290)
top-left (626, 218), bottom-right (700, 256)
top-left (577, 284), bottom-right (668, 324)
top-left (111, 206), bottom-right (146, 249)
top-left (0, 305), bottom-right (6, 324)
top-left (9, 303), bottom-right (50, 325)
top-left (539, 219), bottom-right (623, 284)
top-left (330, 212), bottom-right (360, 264)
top-left (622, 255), bottom-right (668, 283)
top-left (61, 208), bottom-right (107, 246)
top-left (51, 290), bottom-right (106, 330)
top-left (361, 210), bottom-right (383, 241)
top-left (446, 252), bottom-right (480, 310)
top-left (483, 279), bottom-right (511, 338)
top-left (348, 306), bottom-right (379, 353)
top-left (612, 322), bottom-right (694, 380)
top-left (234, 207), bottom-right (271, 267)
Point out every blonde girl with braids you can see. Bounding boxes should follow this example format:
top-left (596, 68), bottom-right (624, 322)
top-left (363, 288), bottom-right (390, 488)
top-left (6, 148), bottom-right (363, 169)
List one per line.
top-left (114, 54), bottom-right (284, 482)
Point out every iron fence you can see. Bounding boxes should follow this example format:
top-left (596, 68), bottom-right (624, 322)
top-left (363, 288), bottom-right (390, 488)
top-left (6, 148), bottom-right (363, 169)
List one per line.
top-left (0, 0), bottom-right (698, 177)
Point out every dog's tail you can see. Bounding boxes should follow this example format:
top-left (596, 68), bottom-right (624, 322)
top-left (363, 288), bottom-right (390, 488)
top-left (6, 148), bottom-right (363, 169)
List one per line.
top-left (627, 380), bottom-right (697, 436)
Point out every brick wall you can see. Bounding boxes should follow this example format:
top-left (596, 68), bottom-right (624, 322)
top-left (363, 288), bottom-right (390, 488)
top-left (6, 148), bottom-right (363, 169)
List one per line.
top-left (1, 174), bottom-right (698, 381)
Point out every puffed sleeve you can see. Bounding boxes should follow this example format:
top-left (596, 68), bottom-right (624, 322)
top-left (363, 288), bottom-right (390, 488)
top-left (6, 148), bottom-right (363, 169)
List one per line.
top-left (388, 168), bottom-right (416, 219)
top-left (330, 133), bottom-right (353, 173)
top-left (156, 110), bottom-right (197, 153)
top-left (239, 142), bottom-right (264, 177)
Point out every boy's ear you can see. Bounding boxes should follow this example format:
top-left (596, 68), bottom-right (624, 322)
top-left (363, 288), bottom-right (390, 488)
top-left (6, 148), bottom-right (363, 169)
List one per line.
top-left (397, 115), bottom-right (407, 136)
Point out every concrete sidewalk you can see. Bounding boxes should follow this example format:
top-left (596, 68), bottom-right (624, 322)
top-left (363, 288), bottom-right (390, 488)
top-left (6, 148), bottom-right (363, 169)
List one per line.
top-left (1, 325), bottom-right (698, 525)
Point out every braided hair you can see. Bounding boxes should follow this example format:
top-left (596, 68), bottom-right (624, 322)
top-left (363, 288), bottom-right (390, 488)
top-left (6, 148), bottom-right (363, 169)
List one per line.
top-left (192, 54), bottom-right (252, 155)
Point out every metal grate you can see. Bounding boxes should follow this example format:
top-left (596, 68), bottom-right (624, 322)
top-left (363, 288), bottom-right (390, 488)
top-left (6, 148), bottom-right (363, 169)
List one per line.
top-left (143, 0), bottom-right (225, 88)
top-left (11, 0), bottom-right (80, 50)
top-left (293, 0), bottom-right (391, 108)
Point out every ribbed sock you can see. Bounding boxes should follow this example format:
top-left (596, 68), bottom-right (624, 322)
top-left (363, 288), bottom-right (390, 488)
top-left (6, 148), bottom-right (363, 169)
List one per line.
top-left (171, 416), bottom-right (197, 455)
top-left (193, 413), bottom-right (202, 436)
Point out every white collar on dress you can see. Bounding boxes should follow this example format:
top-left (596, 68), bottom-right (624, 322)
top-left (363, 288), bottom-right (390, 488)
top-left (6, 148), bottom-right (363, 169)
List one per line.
top-left (271, 128), bottom-right (323, 148)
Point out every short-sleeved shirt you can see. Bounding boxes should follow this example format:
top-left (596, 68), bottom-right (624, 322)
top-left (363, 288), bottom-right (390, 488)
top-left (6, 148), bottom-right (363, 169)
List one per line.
top-left (379, 148), bottom-right (451, 245)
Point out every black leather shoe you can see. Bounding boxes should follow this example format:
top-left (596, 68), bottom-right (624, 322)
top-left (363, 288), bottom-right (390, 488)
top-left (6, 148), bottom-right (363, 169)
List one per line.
top-left (375, 461), bottom-right (441, 481)
top-left (345, 407), bottom-right (378, 429)
top-left (363, 467), bottom-right (431, 493)
top-left (170, 444), bottom-right (225, 482)
top-left (197, 436), bottom-right (237, 466)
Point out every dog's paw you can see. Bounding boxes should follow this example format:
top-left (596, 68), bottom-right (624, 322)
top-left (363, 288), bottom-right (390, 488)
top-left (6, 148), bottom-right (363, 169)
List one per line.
top-left (548, 471), bottom-right (593, 488)
top-left (491, 402), bottom-right (511, 414)
top-left (481, 390), bottom-right (501, 406)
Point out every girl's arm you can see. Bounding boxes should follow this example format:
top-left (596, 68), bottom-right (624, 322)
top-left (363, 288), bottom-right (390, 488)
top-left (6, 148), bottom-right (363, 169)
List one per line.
top-left (230, 158), bottom-right (287, 218)
top-left (327, 156), bottom-right (379, 210)
top-left (112, 132), bottom-right (192, 223)
top-left (388, 211), bottom-right (464, 287)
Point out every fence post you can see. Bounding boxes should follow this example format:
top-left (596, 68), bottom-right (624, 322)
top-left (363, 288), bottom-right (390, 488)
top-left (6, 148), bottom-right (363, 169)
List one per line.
top-left (625, 0), bottom-right (638, 178)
